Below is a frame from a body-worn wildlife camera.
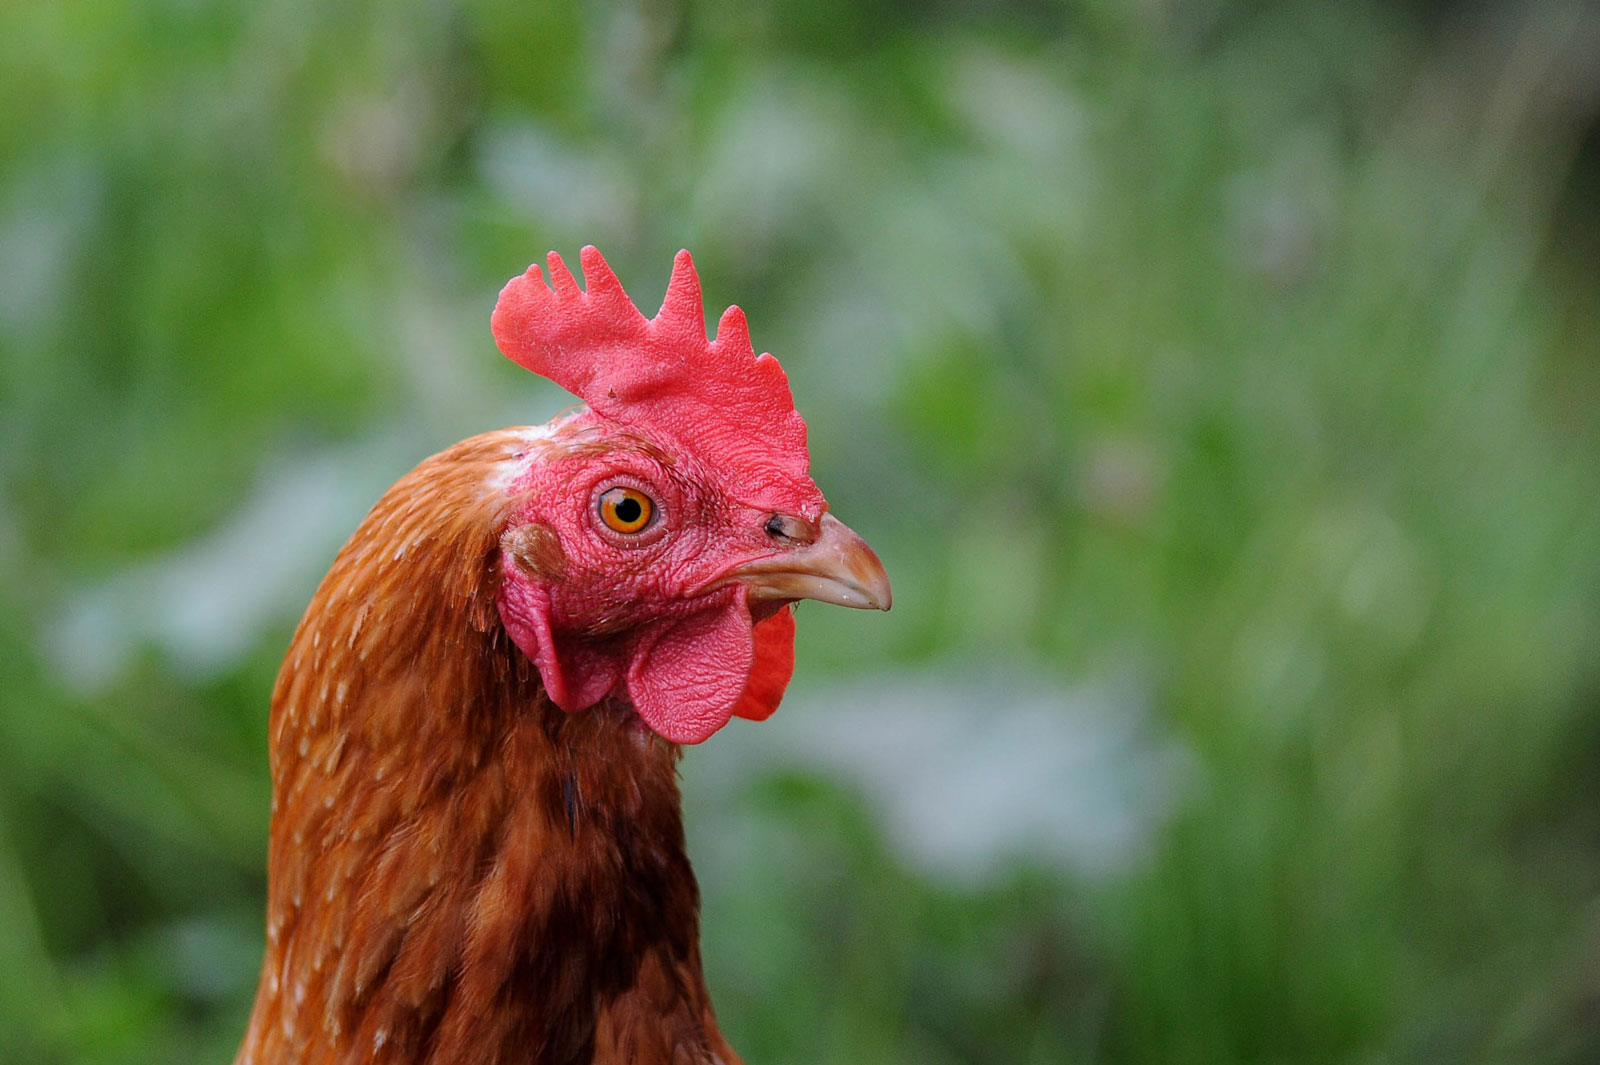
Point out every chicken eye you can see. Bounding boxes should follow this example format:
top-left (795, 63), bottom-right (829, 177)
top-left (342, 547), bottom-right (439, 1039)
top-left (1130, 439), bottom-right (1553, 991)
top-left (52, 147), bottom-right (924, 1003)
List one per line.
top-left (598, 487), bottom-right (654, 533)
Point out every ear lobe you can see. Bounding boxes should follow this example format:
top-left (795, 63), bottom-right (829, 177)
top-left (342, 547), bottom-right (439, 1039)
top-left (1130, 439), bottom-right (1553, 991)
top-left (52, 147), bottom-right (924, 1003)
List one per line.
top-left (497, 573), bottom-right (619, 712)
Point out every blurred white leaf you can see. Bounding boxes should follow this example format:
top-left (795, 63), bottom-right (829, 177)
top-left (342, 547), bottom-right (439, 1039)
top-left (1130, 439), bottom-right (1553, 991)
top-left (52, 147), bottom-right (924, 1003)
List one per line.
top-left (689, 667), bottom-right (1191, 885)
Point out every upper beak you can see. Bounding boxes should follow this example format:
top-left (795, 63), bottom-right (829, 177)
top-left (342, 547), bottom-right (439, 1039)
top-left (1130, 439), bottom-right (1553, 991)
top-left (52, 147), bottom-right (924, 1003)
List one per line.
top-left (728, 513), bottom-right (892, 611)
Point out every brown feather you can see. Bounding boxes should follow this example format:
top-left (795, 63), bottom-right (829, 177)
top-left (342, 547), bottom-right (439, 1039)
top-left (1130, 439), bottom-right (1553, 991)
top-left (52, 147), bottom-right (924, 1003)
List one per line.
top-left (236, 430), bottom-right (741, 1065)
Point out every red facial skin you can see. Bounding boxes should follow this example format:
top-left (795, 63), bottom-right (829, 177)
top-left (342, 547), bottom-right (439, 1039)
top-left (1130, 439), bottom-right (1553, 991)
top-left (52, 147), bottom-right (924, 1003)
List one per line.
top-left (496, 410), bottom-right (823, 743)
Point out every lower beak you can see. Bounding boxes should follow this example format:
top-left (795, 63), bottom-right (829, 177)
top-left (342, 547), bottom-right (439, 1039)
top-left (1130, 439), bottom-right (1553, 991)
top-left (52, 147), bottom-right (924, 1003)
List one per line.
top-left (728, 513), bottom-right (892, 611)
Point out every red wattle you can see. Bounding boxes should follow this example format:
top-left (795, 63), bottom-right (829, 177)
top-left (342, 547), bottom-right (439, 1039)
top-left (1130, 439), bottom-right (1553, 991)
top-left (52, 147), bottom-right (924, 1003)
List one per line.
top-left (502, 563), bottom-right (795, 741)
top-left (733, 608), bottom-right (794, 722)
top-left (624, 599), bottom-right (755, 744)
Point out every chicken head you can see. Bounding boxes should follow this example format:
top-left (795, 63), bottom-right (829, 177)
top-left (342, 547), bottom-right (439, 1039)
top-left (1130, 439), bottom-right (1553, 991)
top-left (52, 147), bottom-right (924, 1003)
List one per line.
top-left (491, 247), bottom-right (890, 744)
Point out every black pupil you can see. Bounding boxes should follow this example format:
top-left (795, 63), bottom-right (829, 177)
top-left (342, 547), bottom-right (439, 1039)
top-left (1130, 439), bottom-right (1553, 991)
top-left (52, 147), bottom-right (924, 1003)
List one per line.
top-left (614, 496), bottom-right (643, 524)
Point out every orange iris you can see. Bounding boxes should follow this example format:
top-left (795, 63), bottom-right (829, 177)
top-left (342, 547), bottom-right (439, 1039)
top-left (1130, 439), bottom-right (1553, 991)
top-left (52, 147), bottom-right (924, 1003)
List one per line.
top-left (598, 487), bottom-right (654, 533)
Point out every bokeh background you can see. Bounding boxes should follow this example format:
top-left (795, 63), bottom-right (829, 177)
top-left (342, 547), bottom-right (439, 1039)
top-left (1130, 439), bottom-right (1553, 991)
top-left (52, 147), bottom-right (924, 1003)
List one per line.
top-left (5, 0), bottom-right (1600, 1061)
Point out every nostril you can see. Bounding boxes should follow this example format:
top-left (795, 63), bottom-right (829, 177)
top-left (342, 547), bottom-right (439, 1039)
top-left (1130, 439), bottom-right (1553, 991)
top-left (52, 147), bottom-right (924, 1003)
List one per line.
top-left (764, 513), bottom-right (819, 544)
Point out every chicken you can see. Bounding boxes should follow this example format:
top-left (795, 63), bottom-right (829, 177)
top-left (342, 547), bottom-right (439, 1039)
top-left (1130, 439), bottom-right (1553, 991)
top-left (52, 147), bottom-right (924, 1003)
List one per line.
top-left (234, 247), bottom-right (891, 1065)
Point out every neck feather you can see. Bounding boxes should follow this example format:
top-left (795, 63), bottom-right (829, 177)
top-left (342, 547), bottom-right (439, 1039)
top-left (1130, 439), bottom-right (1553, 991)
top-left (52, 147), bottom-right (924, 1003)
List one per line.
top-left (236, 430), bottom-right (735, 1065)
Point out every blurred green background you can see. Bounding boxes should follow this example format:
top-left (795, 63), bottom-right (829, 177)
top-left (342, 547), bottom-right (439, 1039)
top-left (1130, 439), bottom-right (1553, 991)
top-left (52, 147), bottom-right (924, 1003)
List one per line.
top-left (4, 0), bottom-right (1600, 1061)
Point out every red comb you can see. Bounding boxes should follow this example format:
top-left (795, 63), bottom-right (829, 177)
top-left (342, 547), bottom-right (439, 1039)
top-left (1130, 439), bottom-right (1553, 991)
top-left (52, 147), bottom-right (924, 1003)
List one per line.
top-left (492, 247), bottom-right (817, 509)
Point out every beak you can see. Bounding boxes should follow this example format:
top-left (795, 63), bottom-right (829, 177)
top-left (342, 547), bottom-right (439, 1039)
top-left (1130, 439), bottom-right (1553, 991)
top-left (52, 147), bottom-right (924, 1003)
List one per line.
top-left (729, 513), bottom-right (892, 611)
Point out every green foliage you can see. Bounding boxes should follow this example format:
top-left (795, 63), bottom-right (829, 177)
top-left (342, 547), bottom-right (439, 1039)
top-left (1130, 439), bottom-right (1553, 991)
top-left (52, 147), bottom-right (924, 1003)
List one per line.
top-left (3, 0), bottom-right (1599, 1062)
